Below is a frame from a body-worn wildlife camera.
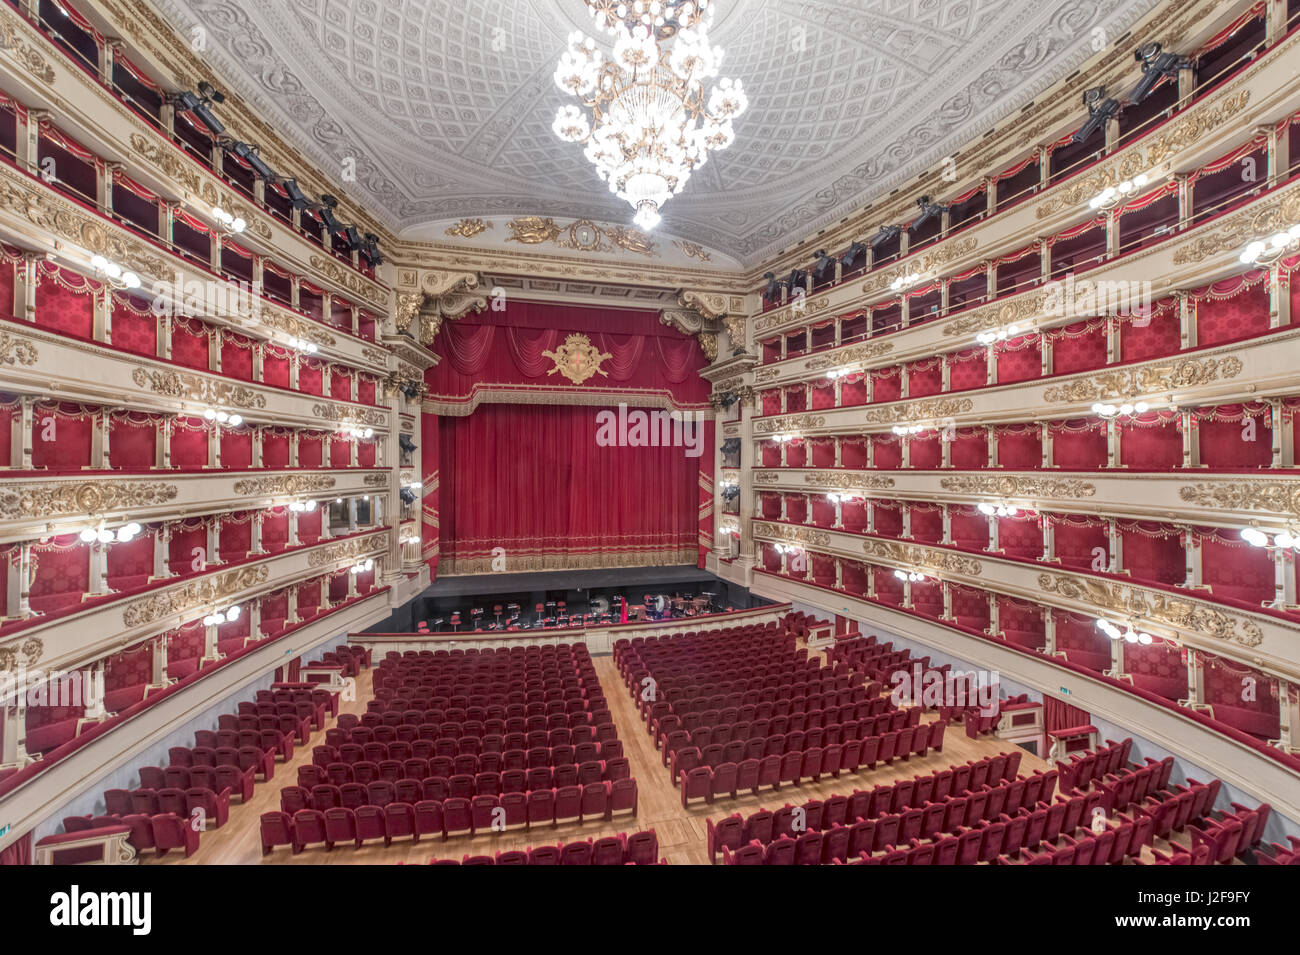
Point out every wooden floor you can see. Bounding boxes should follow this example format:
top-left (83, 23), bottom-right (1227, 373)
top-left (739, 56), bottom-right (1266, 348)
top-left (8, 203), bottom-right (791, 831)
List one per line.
top-left (152, 639), bottom-right (1084, 865)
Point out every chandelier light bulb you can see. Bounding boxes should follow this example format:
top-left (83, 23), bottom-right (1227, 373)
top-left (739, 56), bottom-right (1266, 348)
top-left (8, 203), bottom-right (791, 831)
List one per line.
top-left (79, 528), bottom-right (97, 543)
top-left (1239, 527), bottom-right (1268, 547)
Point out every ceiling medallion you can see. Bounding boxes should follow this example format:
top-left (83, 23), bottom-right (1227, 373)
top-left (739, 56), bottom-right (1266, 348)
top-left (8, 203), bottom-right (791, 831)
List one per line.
top-left (505, 216), bottom-right (659, 257)
top-left (551, 0), bottom-right (748, 230)
top-left (542, 333), bottom-right (614, 385)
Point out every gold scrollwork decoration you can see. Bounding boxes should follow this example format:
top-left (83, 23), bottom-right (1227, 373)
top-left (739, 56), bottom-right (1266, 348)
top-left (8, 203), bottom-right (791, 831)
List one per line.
top-left (541, 333), bottom-right (612, 385)
top-left (0, 481), bottom-right (178, 521)
top-left (1042, 356), bottom-right (1243, 403)
top-left (122, 566), bottom-right (270, 628)
top-left (232, 475), bottom-right (337, 497)
top-left (939, 475), bottom-right (1097, 499)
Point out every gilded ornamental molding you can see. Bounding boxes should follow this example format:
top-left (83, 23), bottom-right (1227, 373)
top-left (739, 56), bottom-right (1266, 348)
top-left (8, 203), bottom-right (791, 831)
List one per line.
top-left (132, 367), bottom-right (267, 409)
top-left (307, 533), bottom-right (388, 568)
top-left (859, 237), bottom-right (980, 295)
top-left (802, 472), bottom-right (897, 491)
top-left (753, 413), bottom-right (825, 435)
top-left (0, 10), bottom-right (56, 84)
top-left (0, 330), bottom-right (38, 367)
top-left (1178, 481), bottom-right (1300, 518)
top-left (0, 637), bottom-right (44, 673)
top-left (938, 475), bottom-right (1097, 499)
top-left (121, 566), bottom-right (270, 628)
top-left (1036, 572), bottom-right (1264, 649)
top-left (0, 481), bottom-right (179, 521)
top-left (804, 340), bottom-right (894, 371)
top-left (1042, 356), bottom-right (1243, 403)
top-left (860, 397), bottom-right (973, 424)
top-left (232, 475), bottom-right (337, 497)
top-left (751, 522), bottom-right (830, 547)
top-left (1172, 182), bottom-right (1300, 265)
top-left (862, 539), bottom-right (983, 578)
top-left (311, 402), bottom-right (388, 428)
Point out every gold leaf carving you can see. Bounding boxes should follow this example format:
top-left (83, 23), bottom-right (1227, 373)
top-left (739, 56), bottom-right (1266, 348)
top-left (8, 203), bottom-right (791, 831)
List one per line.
top-left (752, 522), bottom-right (830, 547)
top-left (0, 330), bottom-right (38, 366)
top-left (132, 367), bottom-right (267, 408)
top-left (307, 533), bottom-right (388, 568)
top-left (805, 340), bottom-right (894, 371)
top-left (0, 481), bottom-right (178, 520)
top-left (541, 333), bottom-right (612, 385)
top-left (232, 475), bottom-right (337, 497)
top-left (122, 566), bottom-right (270, 628)
top-left (860, 397), bottom-right (973, 425)
top-left (444, 218), bottom-right (491, 238)
top-left (1178, 481), bottom-right (1300, 518)
top-left (939, 475), bottom-right (1097, 499)
top-left (0, 637), bottom-right (43, 673)
top-left (863, 539), bottom-right (983, 578)
top-left (753, 413), bottom-right (825, 435)
top-left (803, 472), bottom-right (897, 491)
top-left (311, 402), bottom-right (387, 428)
top-left (1042, 356), bottom-right (1243, 403)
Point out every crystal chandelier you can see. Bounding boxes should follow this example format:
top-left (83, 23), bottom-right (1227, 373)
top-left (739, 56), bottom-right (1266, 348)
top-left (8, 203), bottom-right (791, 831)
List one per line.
top-left (551, 0), bottom-right (748, 230)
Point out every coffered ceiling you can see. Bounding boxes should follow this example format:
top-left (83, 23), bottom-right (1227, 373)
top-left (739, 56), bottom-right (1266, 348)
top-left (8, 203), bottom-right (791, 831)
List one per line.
top-left (157, 0), bottom-right (1161, 266)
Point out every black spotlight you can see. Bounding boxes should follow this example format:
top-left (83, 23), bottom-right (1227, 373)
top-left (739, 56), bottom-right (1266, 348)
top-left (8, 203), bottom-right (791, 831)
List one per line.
top-left (1071, 86), bottom-right (1121, 144)
top-left (343, 225), bottom-right (364, 251)
top-left (280, 178), bottom-right (311, 210)
top-left (400, 382), bottom-right (420, 400)
top-left (762, 271), bottom-right (782, 302)
top-left (399, 487), bottom-right (416, 505)
top-left (840, 241), bottom-right (868, 269)
top-left (810, 249), bottom-right (835, 284)
top-left (870, 224), bottom-right (901, 248)
top-left (787, 268), bottom-right (808, 291)
top-left (226, 140), bottom-right (275, 180)
top-left (1129, 42), bottom-right (1193, 105)
top-left (171, 81), bottom-right (226, 136)
top-left (398, 434), bottom-right (417, 454)
top-left (362, 233), bottom-right (383, 265)
top-left (318, 194), bottom-right (344, 233)
top-left (910, 195), bottom-right (945, 232)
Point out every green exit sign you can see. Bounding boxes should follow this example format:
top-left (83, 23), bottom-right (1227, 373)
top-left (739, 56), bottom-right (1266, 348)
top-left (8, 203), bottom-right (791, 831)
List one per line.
top-left (1059, 687), bottom-right (1071, 695)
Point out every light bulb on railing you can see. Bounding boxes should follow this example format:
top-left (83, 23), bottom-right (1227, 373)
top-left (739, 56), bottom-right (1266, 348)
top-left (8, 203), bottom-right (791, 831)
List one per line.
top-left (228, 414), bottom-right (242, 427)
top-left (1239, 527), bottom-right (1269, 547)
top-left (79, 527), bottom-right (97, 543)
top-left (978, 503), bottom-right (995, 516)
top-left (225, 605), bottom-right (241, 621)
top-left (893, 569), bottom-right (907, 580)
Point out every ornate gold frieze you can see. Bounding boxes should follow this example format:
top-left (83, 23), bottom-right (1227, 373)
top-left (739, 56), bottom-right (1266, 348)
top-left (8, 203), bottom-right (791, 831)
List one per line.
top-left (129, 133), bottom-right (212, 201)
top-left (307, 533), bottom-right (388, 568)
top-left (754, 366), bottom-right (780, 384)
top-left (1037, 572), bottom-right (1263, 648)
top-left (257, 310), bottom-right (336, 348)
top-left (859, 237), bottom-right (980, 295)
top-left (0, 330), bottom-right (38, 366)
top-left (0, 637), bottom-right (43, 673)
top-left (122, 565), bottom-right (270, 628)
top-left (1178, 481), bottom-right (1300, 517)
top-left (803, 472), bottom-right (898, 491)
top-left (1, 12), bottom-right (57, 85)
top-left (1172, 185), bottom-right (1300, 265)
top-left (504, 217), bottom-right (658, 257)
top-left (1042, 356), bottom-right (1243, 403)
top-left (752, 522), bottom-right (830, 547)
top-left (445, 218), bottom-right (491, 239)
top-left (311, 402), bottom-right (387, 428)
top-left (361, 346), bottom-right (390, 365)
top-left (132, 367), bottom-right (267, 409)
top-left (1143, 90), bottom-right (1252, 167)
top-left (232, 475), bottom-right (337, 497)
top-left (541, 333), bottom-right (613, 385)
top-left (862, 540), bottom-right (983, 578)
top-left (861, 397), bottom-right (973, 425)
top-left (0, 481), bottom-right (178, 521)
top-left (754, 296), bottom-right (832, 335)
top-left (753, 413), bottom-right (825, 435)
top-left (675, 240), bottom-right (712, 262)
top-left (942, 290), bottom-right (1054, 338)
top-left (308, 255), bottom-right (386, 304)
top-left (939, 475), bottom-right (1097, 499)
top-left (754, 472), bottom-right (780, 484)
top-left (363, 473), bottom-right (390, 487)
top-left (804, 340), bottom-right (895, 371)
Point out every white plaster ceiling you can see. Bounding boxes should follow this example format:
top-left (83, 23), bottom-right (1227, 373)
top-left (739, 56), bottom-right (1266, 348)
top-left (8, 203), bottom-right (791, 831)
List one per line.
top-left (157, 0), bottom-right (1161, 266)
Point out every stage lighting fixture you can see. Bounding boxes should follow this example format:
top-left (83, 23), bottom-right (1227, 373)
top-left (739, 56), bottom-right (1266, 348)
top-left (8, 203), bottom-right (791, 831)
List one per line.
top-left (1071, 86), bottom-right (1121, 144)
top-left (840, 241), bottom-right (868, 268)
top-left (400, 382), bottom-right (421, 400)
top-left (318, 194), bottom-right (344, 233)
top-left (362, 233), bottom-right (384, 265)
top-left (171, 81), bottom-right (226, 136)
top-left (811, 249), bottom-right (835, 283)
top-left (398, 434), bottom-right (417, 454)
top-left (1128, 42), bottom-right (1193, 105)
top-left (225, 140), bottom-right (275, 180)
top-left (399, 487), bottom-right (416, 504)
top-left (870, 224), bottom-right (901, 249)
top-left (342, 225), bottom-right (364, 252)
top-left (762, 271), bottom-right (782, 302)
top-left (910, 195), bottom-right (945, 232)
top-left (280, 178), bottom-right (311, 209)
top-left (787, 268), bottom-right (808, 291)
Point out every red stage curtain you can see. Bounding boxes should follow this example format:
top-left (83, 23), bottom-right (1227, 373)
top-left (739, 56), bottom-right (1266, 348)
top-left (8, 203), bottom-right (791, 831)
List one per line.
top-left (171, 318), bottom-right (210, 370)
top-left (438, 403), bottom-right (700, 570)
top-left (110, 293), bottom-right (157, 357)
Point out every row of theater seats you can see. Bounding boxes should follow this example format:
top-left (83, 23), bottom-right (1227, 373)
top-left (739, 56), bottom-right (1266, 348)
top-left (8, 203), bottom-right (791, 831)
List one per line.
top-left (261, 780), bottom-right (640, 855)
top-left (58, 678), bottom-right (342, 859)
top-left (294, 758), bottom-right (632, 802)
top-left (679, 719), bottom-right (950, 807)
top-left (305, 740), bottom-right (624, 776)
top-left (705, 750), bottom-right (1027, 860)
top-left (422, 830), bottom-right (663, 866)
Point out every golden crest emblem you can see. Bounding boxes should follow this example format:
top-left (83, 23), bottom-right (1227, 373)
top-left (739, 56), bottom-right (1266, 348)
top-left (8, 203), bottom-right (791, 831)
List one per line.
top-left (542, 333), bottom-right (613, 385)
